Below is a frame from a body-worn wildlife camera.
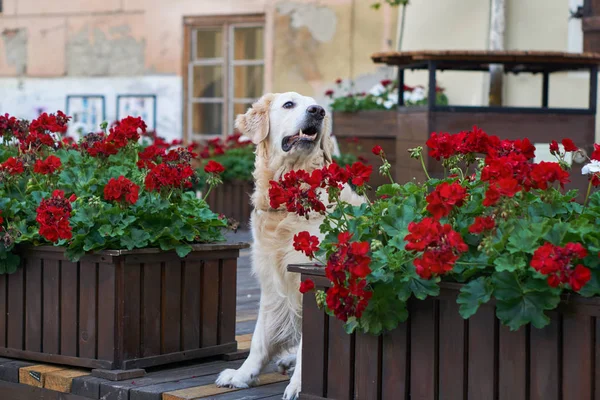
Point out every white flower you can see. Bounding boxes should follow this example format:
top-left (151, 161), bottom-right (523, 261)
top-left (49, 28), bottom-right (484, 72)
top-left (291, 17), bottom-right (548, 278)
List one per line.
top-left (369, 83), bottom-right (386, 96)
top-left (383, 100), bottom-right (394, 109)
top-left (582, 160), bottom-right (600, 175)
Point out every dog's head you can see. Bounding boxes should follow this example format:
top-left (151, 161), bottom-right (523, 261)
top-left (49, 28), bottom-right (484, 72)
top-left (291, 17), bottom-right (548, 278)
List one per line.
top-left (235, 92), bottom-right (333, 166)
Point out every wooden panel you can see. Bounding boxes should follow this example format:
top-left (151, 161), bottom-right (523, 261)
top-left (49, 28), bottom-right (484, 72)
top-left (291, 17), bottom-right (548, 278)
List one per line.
top-left (142, 262), bottom-right (162, 357)
top-left (0, 274), bottom-right (6, 347)
top-left (96, 263), bottom-right (116, 362)
top-left (181, 261), bottom-right (202, 350)
top-left (396, 111), bottom-right (430, 185)
top-left (302, 290), bottom-right (327, 397)
top-left (354, 332), bottom-right (380, 399)
top-left (218, 259), bottom-right (237, 345)
top-left (381, 321), bottom-right (408, 400)
top-left (438, 299), bottom-right (465, 399)
top-left (60, 261), bottom-right (78, 357)
top-left (326, 317), bottom-right (352, 399)
top-left (122, 263), bottom-right (141, 360)
top-left (42, 259), bottom-right (60, 355)
top-left (201, 260), bottom-right (219, 347)
top-left (25, 258), bottom-right (42, 352)
top-left (467, 304), bottom-right (497, 399)
top-left (529, 313), bottom-right (560, 400)
top-left (409, 298), bottom-right (437, 400)
top-left (78, 261), bottom-right (97, 359)
top-left (498, 325), bottom-right (527, 400)
top-left (162, 260), bottom-right (182, 353)
top-left (562, 315), bottom-right (593, 400)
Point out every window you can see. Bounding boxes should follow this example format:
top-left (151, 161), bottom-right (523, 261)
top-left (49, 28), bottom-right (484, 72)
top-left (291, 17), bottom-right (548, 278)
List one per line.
top-left (183, 15), bottom-right (265, 141)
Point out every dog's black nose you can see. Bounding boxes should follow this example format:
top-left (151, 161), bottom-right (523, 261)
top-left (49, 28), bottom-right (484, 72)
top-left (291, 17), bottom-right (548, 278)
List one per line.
top-left (307, 105), bottom-right (325, 120)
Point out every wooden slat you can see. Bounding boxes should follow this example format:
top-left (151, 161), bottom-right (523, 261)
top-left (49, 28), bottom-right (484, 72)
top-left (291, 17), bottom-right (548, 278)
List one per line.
top-left (529, 314), bottom-right (560, 400)
top-left (597, 317), bottom-right (600, 400)
top-left (78, 261), bottom-right (97, 359)
top-left (438, 299), bottom-right (465, 399)
top-left (96, 263), bottom-right (116, 362)
top-left (0, 273), bottom-right (6, 347)
top-left (181, 261), bottom-right (201, 351)
top-left (162, 372), bottom-right (289, 400)
top-left (19, 364), bottom-right (67, 388)
top-left (302, 292), bottom-right (327, 397)
top-left (381, 321), bottom-right (408, 400)
top-left (468, 304), bottom-right (497, 399)
top-left (326, 317), bottom-right (352, 399)
top-left (123, 263), bottom-right (141, 360)
top-left (0, 379), bottom-right (91, 400)
top-left (201, 260), bottom-right (219, 347)
top-left (410, 298), bottom-right (437, 400)
top-left (42, 259), bottom-right (60, 355)
top-left (498, 325), bottom-right (527, 400)
top-left (44, 369), bottom-right (90, 393)
top-left (218, 259), bottom-right (237, 345)
top-left (354, 332), bottom-right (380, 399)
top-left (162, 260), bottom-right (182, 353)
top-left (25, 258), bottom-right (42, 352)
top-left (142, 262), bottom-right (162, 357)
top-left (60, 261), bottom-right (78, 357)
top-left (562, 315), bottom-right (593, 400)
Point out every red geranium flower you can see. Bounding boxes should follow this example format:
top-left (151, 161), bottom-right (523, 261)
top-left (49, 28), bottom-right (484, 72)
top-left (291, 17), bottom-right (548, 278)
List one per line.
top-left (36, 190), bottom-right (73, 242)
top-left (372, 145), bottom-right (383, 156)
top-left (549, 140), bottom-right (559, 154)
top-left (530, 242), bottom-right (590, 291)
top-left (325, 89), bottom-right (334, 98)
top-left (561, 138), bottom-right (578, 152)
top-left (469, 216), bottom-right (495, 234)
top-left (299, 279), bottom-right (315, 294)
top-left (426, 181), bottom-right (467, 220)
top-left (293, 231), bottom-right (320, 258)
top-left (1, 157), bottom-right (24, 175)
top-left (380, 79), bottom-right (393, 87)
top-left (33, 155), bottom-right (62, 174)
top-left (204, 160), bottom-right (225, 174)
top-left (104, 176), bottom-right (140, 204)
top-left (346, 162), bottom-right (372, 186)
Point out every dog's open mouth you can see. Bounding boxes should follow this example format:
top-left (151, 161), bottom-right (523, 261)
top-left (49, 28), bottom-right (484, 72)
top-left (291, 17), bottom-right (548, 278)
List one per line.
top-left (282, 126), bottom-right (319, 152)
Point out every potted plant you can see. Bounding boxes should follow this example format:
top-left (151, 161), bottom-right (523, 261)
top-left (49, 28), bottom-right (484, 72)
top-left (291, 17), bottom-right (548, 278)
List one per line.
top-left (0, 111), bottom-right (246, 370)
top-left (273, 129), bottom-right (600, 399)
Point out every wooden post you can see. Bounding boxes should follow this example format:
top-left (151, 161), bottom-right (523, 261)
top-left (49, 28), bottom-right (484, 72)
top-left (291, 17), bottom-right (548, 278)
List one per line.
top-left (489, 0), bottom-right (506, 106)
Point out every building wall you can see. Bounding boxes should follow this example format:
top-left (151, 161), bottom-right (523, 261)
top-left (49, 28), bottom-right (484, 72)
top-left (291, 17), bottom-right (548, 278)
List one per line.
top-left (0, 0), bottom-right (596, 141)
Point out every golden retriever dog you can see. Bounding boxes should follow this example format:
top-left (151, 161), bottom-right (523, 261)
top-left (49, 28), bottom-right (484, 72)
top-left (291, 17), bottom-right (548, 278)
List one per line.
top-left (215, 92), bottom-right (362, 399)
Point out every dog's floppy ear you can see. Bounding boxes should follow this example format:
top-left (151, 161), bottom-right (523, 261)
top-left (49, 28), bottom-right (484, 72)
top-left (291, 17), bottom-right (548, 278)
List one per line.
top-left (235, 94), bottom-right (275, 144)
top-left (320, 113), bottom-right (334, 163)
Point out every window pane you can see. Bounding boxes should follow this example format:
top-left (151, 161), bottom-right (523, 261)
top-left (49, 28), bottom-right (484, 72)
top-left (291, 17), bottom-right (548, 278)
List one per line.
top-left (192, 102), bottom-right (222, 135)
top-left (233, 65), bottom-right (264, 99)
top-left (233, 27), bottom-right (264, 60)
top-left (193, 65), bottom-right (223, 98)
top-left (195, 29), bottom-right (223, 59)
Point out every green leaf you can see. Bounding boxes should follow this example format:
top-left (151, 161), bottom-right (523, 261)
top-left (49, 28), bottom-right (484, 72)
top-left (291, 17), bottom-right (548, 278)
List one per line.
top-left (344, 318), bottom-right (359, 334)
top-left (493, 253), bottom-right (526, 273)
top-left (543, 222), bottom-right (569, 246)
top-left (506, 220), bottom-right (549, 254)
top-left (495, 290), bottom-right (560, 331)
top-left (120, 228), bottom-right (151, 250)
top-left (457, 277), bottom-right (493, 319)
top-left (175, 244), bottom-right (192, 258)
top-left (491, 271), bottom-right (521, 300)
top-left (396, 276), bottom-right (440, 301)
top-left (359, 284), bottom-right (408, 334)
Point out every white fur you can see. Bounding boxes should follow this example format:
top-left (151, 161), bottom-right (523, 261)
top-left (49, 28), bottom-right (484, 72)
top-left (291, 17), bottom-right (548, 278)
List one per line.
top-left (215, 93), bottom-right (362, 400)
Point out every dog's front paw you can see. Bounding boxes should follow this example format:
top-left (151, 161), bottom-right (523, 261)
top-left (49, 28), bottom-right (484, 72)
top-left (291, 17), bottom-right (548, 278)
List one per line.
top-left (282, 379), bottom-right (301, 400)
top-left (215, 368), bottom-right (257, 388)
top-left (277, 353), bottom-right (296, 375)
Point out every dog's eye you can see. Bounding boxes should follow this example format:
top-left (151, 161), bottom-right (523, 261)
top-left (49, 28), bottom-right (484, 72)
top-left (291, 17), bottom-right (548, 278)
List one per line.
top-left (282, 101), bottom-right (295, 109)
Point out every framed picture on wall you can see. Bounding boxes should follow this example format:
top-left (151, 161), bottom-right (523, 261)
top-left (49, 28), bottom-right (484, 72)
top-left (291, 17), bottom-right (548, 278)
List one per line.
top-left (117, 95), bottom-right (157, 131)
top-left (65, 95), bottom-right (106, 138)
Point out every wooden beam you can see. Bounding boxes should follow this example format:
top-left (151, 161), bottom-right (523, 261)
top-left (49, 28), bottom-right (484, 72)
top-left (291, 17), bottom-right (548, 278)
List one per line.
top-left (19, 364), bottom-right (68, 388)
top-left (44, 369), bottom-right (90, 393)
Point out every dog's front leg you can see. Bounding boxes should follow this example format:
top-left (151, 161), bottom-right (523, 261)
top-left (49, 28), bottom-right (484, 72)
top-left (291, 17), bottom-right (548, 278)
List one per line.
top-left (216, 306), bottom-right (272, 388)
top-left (282, 335), bottom-right (302, 400)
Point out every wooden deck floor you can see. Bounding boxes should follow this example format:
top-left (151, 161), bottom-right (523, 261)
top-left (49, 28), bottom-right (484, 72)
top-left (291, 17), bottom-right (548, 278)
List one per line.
top-left (0, 232), bottom-right (287, 400)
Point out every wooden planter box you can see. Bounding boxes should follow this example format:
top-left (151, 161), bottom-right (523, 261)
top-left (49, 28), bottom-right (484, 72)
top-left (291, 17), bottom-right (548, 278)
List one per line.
top-left (205, 180), bottom-right (253, 227)
top-left (333, 111), bottom-right (398, 190)
top-left (290, 265), bottom-right (600, 400)
top-left (0, 243), bottom-right (248, 370)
